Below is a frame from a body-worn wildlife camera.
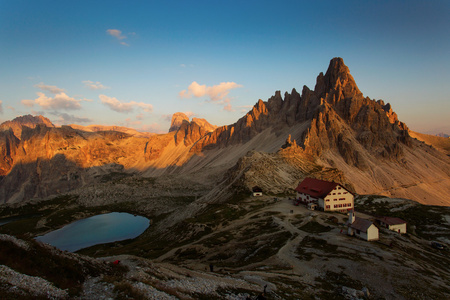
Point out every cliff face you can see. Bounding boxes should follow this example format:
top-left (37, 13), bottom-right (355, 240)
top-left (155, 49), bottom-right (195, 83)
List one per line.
top-left (169, 112), bottom-right (189, 132)
top-left (0, 129), bottom-right (20, 176)
top-left (0, 125), bottom-right (149, 203)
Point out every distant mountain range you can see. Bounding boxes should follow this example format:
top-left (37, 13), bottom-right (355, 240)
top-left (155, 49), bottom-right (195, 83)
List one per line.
top-left (436, 132), bottom-right (450, 138)
top-left (0, 58), bottom-right (449, 205)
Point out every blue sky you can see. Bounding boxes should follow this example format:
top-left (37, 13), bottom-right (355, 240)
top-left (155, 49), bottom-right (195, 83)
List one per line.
top-left (1, 0), bottom-right (449, 134)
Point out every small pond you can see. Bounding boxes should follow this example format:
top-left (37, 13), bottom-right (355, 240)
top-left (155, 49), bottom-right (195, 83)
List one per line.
top-left (35, 212), bottom-right (150, 252)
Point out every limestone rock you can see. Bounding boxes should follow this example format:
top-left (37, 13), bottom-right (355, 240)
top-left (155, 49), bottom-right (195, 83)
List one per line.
top-left (0, 114), bottom-right (54, 140)
top-left (169, 112), bottom-right (189, 132)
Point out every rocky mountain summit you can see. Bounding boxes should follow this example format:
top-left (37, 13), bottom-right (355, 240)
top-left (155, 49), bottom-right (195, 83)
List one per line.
top-left (0, 114), bottom-right (54, 140)
top-left (0, 58), bottom-right (449, 205)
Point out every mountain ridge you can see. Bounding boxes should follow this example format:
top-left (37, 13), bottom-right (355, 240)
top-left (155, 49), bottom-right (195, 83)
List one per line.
top-left (0, 57), bottom-right (449, 205)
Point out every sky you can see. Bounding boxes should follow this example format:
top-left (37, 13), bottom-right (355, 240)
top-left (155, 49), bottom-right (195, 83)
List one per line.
top-left (0, 0), bottom-right (449, 134)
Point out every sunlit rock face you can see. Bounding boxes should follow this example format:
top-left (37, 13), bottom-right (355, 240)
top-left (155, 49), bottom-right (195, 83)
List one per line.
top-left (169, 112), bottom-right (189, 132)
top-left (0, 114), bottom-right (54, 140)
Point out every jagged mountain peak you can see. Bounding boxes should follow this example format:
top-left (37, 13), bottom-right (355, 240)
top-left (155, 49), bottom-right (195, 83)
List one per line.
top-left (191, 118), bottom-right (217, 132)
top-left (169, 113), bottom-right (217, 134)
top-left (169, 112), bottom-right (190, 132)
top-left (315, 57), bottom-right (362, 100)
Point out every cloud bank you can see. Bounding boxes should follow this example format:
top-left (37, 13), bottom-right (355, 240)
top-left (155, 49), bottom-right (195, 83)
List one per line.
top-left (34, 82), bottom-right (65, 94)
top-left (179, 81), bottom-right (243, 102)
top-left (21, 92), bottom-right (84, 110)
top-left (99, 95), bottom-right (153, 113)
top-left (50, 112), bottom-right (92, 124)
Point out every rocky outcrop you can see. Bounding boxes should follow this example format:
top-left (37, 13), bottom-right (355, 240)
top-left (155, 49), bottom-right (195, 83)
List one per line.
top-left (0, 114), bottom-right (54, 140)
top-left (192, 118), bottom-right (217, 132)
top-left (173, 117), bottom-right (217, 147)
top-left (169, 112), bottom-right (189, 132)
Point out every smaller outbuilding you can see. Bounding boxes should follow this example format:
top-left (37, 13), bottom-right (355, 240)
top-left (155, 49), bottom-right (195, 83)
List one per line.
top-left (347, 210), bottom-right (379, 241)
top-left (376, 216), bottom-right (407, 234)
top-left (252, 186), bottom-right (263, 197)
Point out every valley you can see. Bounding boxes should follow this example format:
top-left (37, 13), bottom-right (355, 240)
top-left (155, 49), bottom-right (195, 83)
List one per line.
top-left (1, 189), bottom-right (449, 299)
top-left (1, 57), bottom-right (449, 299)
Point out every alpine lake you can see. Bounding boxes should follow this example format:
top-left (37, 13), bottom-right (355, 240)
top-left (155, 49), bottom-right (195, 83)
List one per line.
top-left (35, 212), bottom-right (150, 252)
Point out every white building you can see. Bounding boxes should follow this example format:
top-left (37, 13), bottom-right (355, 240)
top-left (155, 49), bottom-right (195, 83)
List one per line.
top-left (376, 217), bottom-right (407, 234)
top-left (347, 210), bottom-right (379, 241)
top-left (294, 177), bottom-right (354, 213)
top-left (252, 186), bottom-right (263, 197)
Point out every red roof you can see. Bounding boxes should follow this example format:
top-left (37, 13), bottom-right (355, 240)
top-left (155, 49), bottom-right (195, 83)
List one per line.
top-left (294, 177), bottom-right (339, 198)
top-left (376, 216), bottom-right (406, 225)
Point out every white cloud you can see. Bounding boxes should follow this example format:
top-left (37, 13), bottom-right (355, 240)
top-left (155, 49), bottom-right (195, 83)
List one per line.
top-left (21, 92), bottom-right (84, 110)
top-left (50, 112), bottom-right (92, 124)
top-left (99, 95), bottom-right (153, 113)
top-left (106, 29), bottom-right (126, 40)
top-left (223, 103), bottom-right (234, 112)
top-left (106, 29), bottom-right (129, 46)
top-left (0, 100), bottom-right (3, 114)
top-left (34, 82), bottom-right (65, 94)
top-left (179, 81), bottom-right (243, 102)
top-left (83, 80), bottom-right (110, 90)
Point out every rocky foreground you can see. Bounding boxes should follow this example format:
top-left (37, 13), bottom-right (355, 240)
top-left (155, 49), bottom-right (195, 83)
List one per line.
top-left (1, 194), bottom-right (449, 299)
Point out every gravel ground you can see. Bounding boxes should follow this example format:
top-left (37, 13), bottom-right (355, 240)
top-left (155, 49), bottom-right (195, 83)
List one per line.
top-left (0, 265), bottom-right (68, 299)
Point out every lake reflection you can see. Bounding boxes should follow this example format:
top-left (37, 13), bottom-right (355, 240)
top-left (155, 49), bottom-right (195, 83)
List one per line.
top-left (35, 212), bottom-right (149, 252)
